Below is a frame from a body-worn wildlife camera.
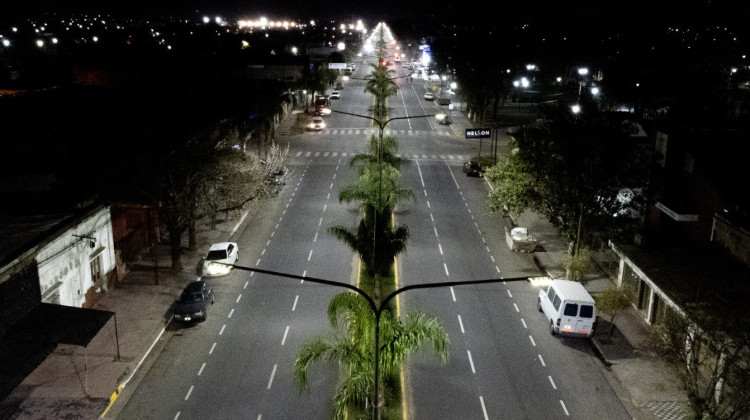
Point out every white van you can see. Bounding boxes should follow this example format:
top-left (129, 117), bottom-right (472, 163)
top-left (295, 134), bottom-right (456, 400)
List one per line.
top-left (538, 280), bottom-right (596, 338)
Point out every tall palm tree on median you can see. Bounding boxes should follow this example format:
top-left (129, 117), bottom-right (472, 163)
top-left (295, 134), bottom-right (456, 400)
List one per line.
top-left (294, 292), bottom-right (449, 419)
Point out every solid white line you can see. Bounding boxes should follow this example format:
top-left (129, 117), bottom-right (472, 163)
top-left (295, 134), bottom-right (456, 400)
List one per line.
top-left (281, 325), bottom-right (290, 346)
top-left (184, 385), bottom-right (194, 400)
top-left (236, 294), bottom-right (242, 303)
top-left (198, 363), bottom-right (206, 376)
top-left (548, 376), bottom-right (557, 390)
top-left (443, 263), bottom-right (449, 276)
top-left (529, 335), bottom-right (536, 347)
top-left (507, 290), bottom-right (513, 298)
top-left (267, 364), bottom-right (278, 389)
top-left (513, 303), bottom-right (519, 312)
top-left (560, 400), bottom-right (569, 416)
top-left (219, 324), bottom-right (226, 335)
top-left (231, 211), bottom-right (248, 236)
top-left (458, 315), bottom-right (465, 333)
top-left (479, 396), bottom-right (489, 420)
top-left (521, 318), bottom-right (527, 329)
top-left (209, 343), bottom-right (216, 354)
top-left (467, 350), bottom-right (476, 373)
top-left (450, 287), bottom-right (456, 302)
top-left (538, 354), bottom-right (546, 367)
top-left (292, 295), bottom-right (299, 311)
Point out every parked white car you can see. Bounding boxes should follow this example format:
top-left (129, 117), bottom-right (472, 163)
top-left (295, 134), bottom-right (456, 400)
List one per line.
top-left (538, 279), bottom-right (596, 337)
top-left (202, 242), bottom-right (239, 276)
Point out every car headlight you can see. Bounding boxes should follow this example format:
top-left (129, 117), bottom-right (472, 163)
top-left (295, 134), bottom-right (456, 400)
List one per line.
top-left (204, 262), bottom-right (231, 275)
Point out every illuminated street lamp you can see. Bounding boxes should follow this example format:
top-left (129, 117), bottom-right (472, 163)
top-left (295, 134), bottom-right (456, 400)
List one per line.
top-left (571, 104), bottom-right (581, 114)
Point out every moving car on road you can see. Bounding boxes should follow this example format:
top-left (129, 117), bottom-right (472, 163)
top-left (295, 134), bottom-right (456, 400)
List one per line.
top-left (424, 92), bottom-right (434, 100)
top-left (308, 116), bottom-right (326, 131)
top-left (202, 242), bottom-right (239, 276)
top-left (330, 91), bottom-right (340, 99)
top-left (173, 280), bottom-right (214, 323)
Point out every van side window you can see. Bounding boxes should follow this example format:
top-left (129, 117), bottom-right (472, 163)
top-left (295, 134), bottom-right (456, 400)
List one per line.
top-left (552, 295), bottom-right (561, 311)
top-left (564, 303), bottom-right (578, 316)
top-left (547, 287), bottom-right (556, 302)
top-left (579, 305), bottom-right (594, 318)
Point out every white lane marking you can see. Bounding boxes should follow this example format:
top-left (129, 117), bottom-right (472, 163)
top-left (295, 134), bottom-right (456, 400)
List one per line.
top-left (513, 303), bottom-right (520, 312)
top-left (423, 189), bottom-right (427, 196)
top-left (521, 318), bottom-right (527, 329)
top-left (209, 343), bottom-right (216, 354)
top-left (485, 245), bottom-right (490, 252)
top-left (482, 237), bottom-right (486, 244)
top-left (323, 204), bottom-right (327, 212)
top-left (417, 160), bottom-right (425, 186)
top-left (447, 161), bottom-right (461, 189)
top-left (292, 295), bottom-right (299, 311)
top-left (198, 363), bottom-right (206, 376)
top-left (266, 240), bottom-right (270, 246)
top-left (496, 266), bottom-right (500, 273)
top-left (279, 216), bottom-right (283, 222)
top-left (261, 249), bottom-right (266, 256)
top-left (267, 364), bottom-right (278, 389)
top-left (228, 309), bottom-right (234, 318)
top-left (560, 400), bottom-right (569, 416)
top-left (327, 192), bottom-right (331, 200)
top-left (479, 396), bottom-right (489, 420)
top-left (443, 263), bottom-right (450, 276)
top-left (236, 294), bottom-right (242, 303)
top-left (434, 227), bottom-right (439, 237)
top-left (184, 385), bottom-right (194, 400)
top-left (529, 335), bottom-right (536, 347)
top-left (330, 182), bottom-right (334, 189)
top-left (332, 173), bottom-right (336, 179)
top-left (270, 231), bottom-right (275, 237)
top-left (458, 315), bottom-right (465, 333)
top-left (467, 350), bottom-right (476, 373)
top-left (430, 213), bottom-right (434, 222)
top-left (427, 200), bottom-right (430, 208)
top-left (548, 376), bottom-right (557, 390)
top-left (308, 249), bottom-right (313, 261)
top-left (244, 281), bottom-right (248, 289)
top-left (450, 287), bottom-right (456, 302)
top-left (314, 232), bottom-right (318, 242)
top-left (275, 224), bottom-right (279, 230)
top-left (318, 217), bottom-right (323, 226)
top-left (281, 325), bottom-right (290, 346)
top-left (175, 412), bottom-right (180, 420)
top-left (256, 259), bottom-right (261, 266)
top-left (438, 244), bottom-right (443, 255)
top-left (507, 290), bottom-right (513, 298)
top-left (490, 255), bottom-right (495, 262)
top-left (257, 414), bottom-right (262, 420)
top-left (301, 270), bottom-right (306, 283)
top-left (219, 324), bottom-right (226, 335)
top-left (538, 354), bottom-right (546, 367)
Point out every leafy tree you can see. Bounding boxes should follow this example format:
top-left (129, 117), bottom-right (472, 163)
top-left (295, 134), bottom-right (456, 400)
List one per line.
top-left (563, 247), bottom-right (593, 283)
top-left (594, 288), bottom-right (631, 341)
top-left (365, 64), bottom-right (399, 120)
top-left (653, 310), bottom-right (750, 419)
top-left (485, 103), bottom-right (647, 254)
top-left (294, 292), bottom-right (449, 419)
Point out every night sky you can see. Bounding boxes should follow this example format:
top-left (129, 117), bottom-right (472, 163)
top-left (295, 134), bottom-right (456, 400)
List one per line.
top-left (2, 0), bottom-right (749, 28)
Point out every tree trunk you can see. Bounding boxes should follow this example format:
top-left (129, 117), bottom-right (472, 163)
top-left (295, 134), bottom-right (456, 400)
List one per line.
top-left (169, 226), bottom-right (183, 271)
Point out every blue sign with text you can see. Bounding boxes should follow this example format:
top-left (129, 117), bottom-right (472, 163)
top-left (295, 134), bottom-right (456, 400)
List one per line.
top-left (465, 128), bottom-right (491, 139)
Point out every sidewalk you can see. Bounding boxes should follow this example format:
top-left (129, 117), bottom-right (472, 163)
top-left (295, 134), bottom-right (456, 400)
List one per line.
top-left (1, 106), bottom-right (691, 420)
top-left (0, 209), bottom-right (248, 420)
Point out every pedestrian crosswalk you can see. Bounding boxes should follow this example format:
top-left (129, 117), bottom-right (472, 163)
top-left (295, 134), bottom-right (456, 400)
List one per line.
top-left (291, 150), bottom-right (469, 162)
top-left (305, 128), bottom-right (454, 137)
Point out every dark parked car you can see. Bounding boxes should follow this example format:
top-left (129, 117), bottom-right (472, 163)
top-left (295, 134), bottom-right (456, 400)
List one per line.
top-left (463, 161), bottom-right (485, 177)
top-left (335, 83), bottom-right (344, 89)
top-left (173, 280), bottom-right (214, 323)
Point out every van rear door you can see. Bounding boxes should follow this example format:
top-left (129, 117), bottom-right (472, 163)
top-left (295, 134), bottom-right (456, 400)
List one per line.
top-left (560, 302), bottom-right (595, 336)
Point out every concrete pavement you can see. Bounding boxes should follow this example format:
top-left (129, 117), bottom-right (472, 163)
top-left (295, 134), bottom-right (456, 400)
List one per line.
top-left (0, 104), bottom-right (691, 420)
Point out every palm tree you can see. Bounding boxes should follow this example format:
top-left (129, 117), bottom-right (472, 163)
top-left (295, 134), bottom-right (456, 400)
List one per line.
top-left (365, 64), bottom-right (399, 120)
top-left (294, 292), bottom-right (449, 419)
top-left (349, 134), bottom-right (410, 171)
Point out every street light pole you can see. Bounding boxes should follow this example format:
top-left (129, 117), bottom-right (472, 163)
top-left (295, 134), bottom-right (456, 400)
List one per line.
top-left (228, 263), bottom-right (530, 420)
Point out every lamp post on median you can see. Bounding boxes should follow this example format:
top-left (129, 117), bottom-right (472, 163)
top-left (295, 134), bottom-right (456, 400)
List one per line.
top-left (228, 263), bottom-right (531, 420)
top-left (331, 109), bottom-right (437, 277)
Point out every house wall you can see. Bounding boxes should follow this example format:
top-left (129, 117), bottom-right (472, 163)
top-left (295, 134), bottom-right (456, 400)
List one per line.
top-left (712, 213), bottom-right (750, 267)
top-left (35, 206), bottom-right (115, 308)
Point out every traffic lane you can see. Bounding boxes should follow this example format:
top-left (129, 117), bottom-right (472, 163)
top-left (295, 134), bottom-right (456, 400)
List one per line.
top-left (510, 280), bottom-right (633, 419)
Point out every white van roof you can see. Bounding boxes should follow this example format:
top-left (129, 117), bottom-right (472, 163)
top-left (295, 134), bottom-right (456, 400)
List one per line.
top-left (550, 280), bottom-right (595, 304)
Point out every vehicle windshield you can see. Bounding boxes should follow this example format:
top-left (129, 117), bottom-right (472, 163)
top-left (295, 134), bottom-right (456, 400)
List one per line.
top-left (206, 250), bottom-right (228, 261)
top-left (180, 291), bottom-right (203, 303)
